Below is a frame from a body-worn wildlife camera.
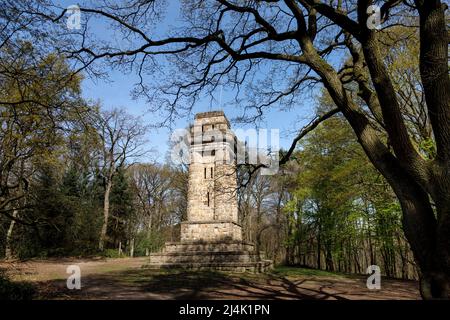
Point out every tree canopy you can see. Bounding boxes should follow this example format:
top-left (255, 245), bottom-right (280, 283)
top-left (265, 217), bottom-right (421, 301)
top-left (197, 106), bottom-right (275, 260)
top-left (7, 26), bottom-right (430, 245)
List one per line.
top-left (0, 0), bottom-right (448, 299)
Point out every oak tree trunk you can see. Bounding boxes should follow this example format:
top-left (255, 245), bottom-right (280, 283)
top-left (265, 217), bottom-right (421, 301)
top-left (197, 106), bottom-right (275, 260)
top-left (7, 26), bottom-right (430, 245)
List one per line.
top-left (99, 180), bottom-right (112, 251)
top-left (5, 210), bottom-right (18, 260)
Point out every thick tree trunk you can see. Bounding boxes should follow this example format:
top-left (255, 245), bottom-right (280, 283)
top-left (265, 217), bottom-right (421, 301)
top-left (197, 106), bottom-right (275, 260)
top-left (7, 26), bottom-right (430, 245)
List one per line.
top-left (420, 192), bottom-right (450, 299)
top-left (296, 13), bottom-right (449, 296)
top-left (389, 174), bottom-right (449, 298)
top-left (5, 209), bottom-right (18, 260)
top-left (99, 180), bottom-right (112, 251)
top-left (416, 0), bottom-right (450, 162)
top-left (374, 156), bottom-right (450, 298)
top-left (330, 82), bottom-right (447, 297)
top-left (322, 67), bottom-right (447, 298)
top-left (359, 131), bottom-right (449, 298)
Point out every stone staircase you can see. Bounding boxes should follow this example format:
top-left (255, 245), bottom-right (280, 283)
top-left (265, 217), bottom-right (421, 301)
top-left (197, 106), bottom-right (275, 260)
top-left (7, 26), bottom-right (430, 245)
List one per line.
top-left (143, 240), bottom-right (273, 273)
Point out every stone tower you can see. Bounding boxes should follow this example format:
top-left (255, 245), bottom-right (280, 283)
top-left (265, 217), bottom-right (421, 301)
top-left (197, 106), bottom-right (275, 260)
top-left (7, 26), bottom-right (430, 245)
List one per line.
top-left (182, 111), bottom-right (241, 242)
top-left (146, 111), bottom-right (272, 272)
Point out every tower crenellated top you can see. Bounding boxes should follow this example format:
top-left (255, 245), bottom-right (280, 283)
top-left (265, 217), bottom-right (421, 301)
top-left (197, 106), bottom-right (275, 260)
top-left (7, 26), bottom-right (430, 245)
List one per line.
top-left (189, 110), bottom-right (237, 165)
top-left (195, 110), bottom-right (225, 118)
top-left (189, 110), bottom-right (236, 151)
top-left (192, 110), bottom-right (230, 129)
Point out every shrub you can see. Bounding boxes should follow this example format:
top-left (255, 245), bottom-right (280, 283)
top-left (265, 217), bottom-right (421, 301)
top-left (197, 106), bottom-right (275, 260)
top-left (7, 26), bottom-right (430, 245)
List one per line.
top-left (101, 248), bottom-right (124, 258)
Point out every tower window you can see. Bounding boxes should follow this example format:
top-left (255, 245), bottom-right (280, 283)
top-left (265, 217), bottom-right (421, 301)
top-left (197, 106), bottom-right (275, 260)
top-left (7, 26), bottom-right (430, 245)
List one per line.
top-left (210, 167), bottom-right (213, 178)
top-left (204, 167), bottom-right (206, 179)
top-left (211, 149), bottom-right (215, 156)
top-left (207, 192), bottom-right (210, 207)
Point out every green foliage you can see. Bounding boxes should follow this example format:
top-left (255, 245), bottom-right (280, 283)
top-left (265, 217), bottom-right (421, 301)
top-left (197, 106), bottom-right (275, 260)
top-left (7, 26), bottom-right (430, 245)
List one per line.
top-left (10, 160), bottom-right (103, 258)
top-left (280, 102), bottom-right (411, 277)
top-left (272, 266), bottom-right (341, 278)
top-left (0, 43), bottom-right (101, 259)
top-left (419, 138), bottom-right (437, 159)
top-left (134, 231), bottom-right (166, 257)
top-left (101, 249), bottom-right (123, 258)
top-left (107, 168), bottom-right (135, 249)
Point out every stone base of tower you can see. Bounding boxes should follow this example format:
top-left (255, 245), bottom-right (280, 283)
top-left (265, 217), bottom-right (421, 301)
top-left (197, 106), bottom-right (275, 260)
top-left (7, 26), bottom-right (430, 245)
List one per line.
top-left (144, 240), bottom-right (273, 273)
top-left (180, 221), bottom-right (243, 242)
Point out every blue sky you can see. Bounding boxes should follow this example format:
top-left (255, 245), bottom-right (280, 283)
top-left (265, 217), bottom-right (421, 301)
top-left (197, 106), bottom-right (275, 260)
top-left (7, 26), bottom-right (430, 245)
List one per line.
top-left (60, 0), bottom-right (322, 163)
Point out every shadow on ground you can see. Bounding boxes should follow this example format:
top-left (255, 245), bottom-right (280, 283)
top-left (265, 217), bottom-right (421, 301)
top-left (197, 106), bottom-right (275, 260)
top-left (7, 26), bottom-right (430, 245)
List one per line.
top-left (37, 268), bottom-right (420, 300)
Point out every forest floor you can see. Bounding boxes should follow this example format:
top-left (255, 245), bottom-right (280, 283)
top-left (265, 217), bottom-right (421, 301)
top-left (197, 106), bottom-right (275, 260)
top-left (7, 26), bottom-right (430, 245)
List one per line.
top-left (0, 257), bottom-right (420, 300)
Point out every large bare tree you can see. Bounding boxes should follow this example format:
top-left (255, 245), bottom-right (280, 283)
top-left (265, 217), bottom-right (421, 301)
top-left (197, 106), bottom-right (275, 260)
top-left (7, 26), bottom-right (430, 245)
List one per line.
top-left (96, 108), bottom-right (147, 251)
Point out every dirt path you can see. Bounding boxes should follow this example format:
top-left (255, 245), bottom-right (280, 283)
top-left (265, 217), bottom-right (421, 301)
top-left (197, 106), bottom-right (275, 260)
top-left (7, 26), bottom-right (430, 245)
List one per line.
top-left (1, 258), bottom-right (421, 300)
top-left (1, 257), bottom-right (147, 282)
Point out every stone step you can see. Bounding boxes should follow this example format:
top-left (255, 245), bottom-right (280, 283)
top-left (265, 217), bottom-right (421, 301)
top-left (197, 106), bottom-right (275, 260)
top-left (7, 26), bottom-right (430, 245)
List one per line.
top-left (162, 241), bottom-right (255, 253)
top-left (149, 251), bottom-right (262, 263)
top-left (151, 250), bottom-right (258, 256)
top-left (143, 260), bottom-right (273, 273)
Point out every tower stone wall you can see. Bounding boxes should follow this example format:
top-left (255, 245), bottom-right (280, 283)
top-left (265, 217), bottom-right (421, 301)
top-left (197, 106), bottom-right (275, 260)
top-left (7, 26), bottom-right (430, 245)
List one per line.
top-left (182, 111), bottom-right (240, 241)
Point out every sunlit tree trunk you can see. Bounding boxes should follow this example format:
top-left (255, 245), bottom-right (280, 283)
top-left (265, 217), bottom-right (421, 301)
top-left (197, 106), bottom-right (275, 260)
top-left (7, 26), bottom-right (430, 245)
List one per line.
top-left (5, 209), bottom-right (18, 260)
top-left (99, 178), bottom-right (112, 251)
